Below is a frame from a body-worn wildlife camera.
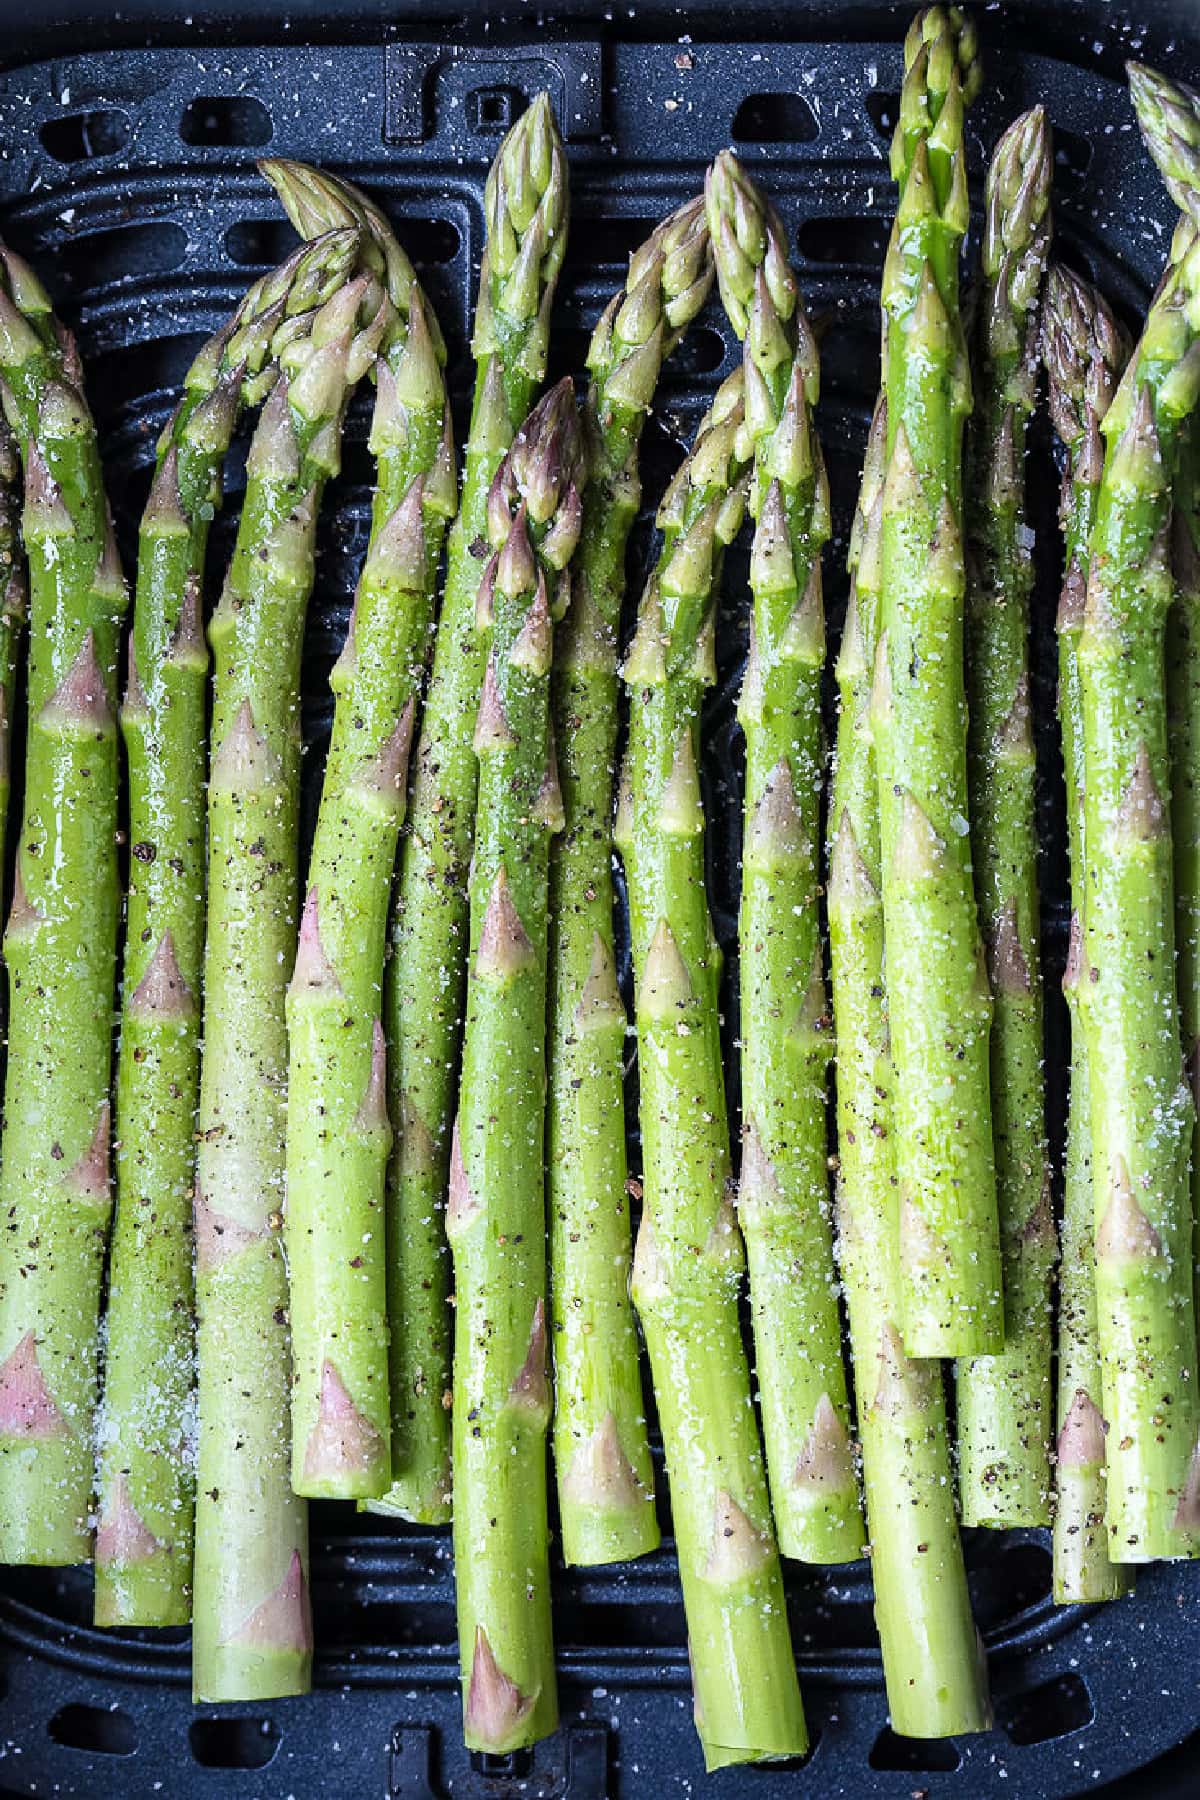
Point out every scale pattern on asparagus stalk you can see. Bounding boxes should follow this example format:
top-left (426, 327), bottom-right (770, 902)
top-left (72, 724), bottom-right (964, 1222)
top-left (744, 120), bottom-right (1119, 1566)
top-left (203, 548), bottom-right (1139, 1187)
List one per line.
top-left (549, 198), bottom-right (713, 1568)
top-left (618, 369), bottom-right (808, 1769)
top-left (1074, 71), bottom-right (1200, 1559)
top-left (1173, 398), bottom-right (1200, 1324)
top-left (1043, 264), bottom-right (1135, 1603)
top-left (872, 6), bottom-right (1003, 1356)
top-left (97, 227), bottom-right (364, 1628)
top-left (193, 271), bottom-right (392, 1701)
top-left (449, 379), bottom-right (582, 1755)
top-left (264, 163), bottom-right (458, 1504)
top-left (956, 106), bottom-right (1057, 1529)
top-left (706, 149), bottom-right (863, 1564)
top-left (830, 397), bottom-right (992, 1733)
top-left (0, 412), bottom-right (24, 902)
top-left (0, 244), bottom-right (128, 1564)
top-left (378, 96), bottom-right (569, 1519)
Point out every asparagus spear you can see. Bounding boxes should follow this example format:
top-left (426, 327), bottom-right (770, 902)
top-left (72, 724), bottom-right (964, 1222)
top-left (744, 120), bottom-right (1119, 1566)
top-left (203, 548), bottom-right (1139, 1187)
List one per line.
top-left (1043, 264), bottom-right (1135, 1603)
top-left (193, 271), bottom-right (392, 1701)
top-left (618, 370), bottom-right (807, 1768)
top-left (873, 6), bottom-right (1003, 1357)
top-left (0, 248), bottom-right (127, 1563)
top-left (1070, 65), bottom-right (1200, 1559)
top-left (1127, 63), bottom-right (1200, 225)
top-left (0, 413), bottom-right (24, 894)
top-left (450, 378), bottom-right (582, 1754)
top-left (831, 398), bottom-right (991, 1733)
top-left (262, 164), bottom-right (457, 1503)
top-left (380, 98), bottom-right (568, 1519)
top-left (1172, 403), bottom-right (1200, 1324)
top-left (956, 108), bottom-right (1056, 1528)
top-left (705, 152), bottom-right (863, 1565)
top-left (549, 199), bottom-right (712, 1567)
top-left (96, 228), bottom-right (363, 1628)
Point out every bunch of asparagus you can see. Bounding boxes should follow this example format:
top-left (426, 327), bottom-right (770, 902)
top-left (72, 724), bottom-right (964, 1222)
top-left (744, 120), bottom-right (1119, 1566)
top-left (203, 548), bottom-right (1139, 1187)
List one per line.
top-left (0, 9), bottom-right (1197, 1773)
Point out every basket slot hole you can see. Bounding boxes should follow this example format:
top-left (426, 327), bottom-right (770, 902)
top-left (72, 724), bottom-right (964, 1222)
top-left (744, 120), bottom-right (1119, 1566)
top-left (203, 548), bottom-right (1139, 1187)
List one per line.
top-left (47, 1704), bottom-right (137, 1758)
top-left (189, 1716), bottom-right (281, 1771)
top-left (638, 412), bottom-right (689, 495)
top-left (1000, 1672), bottom-right (1094, 1747)
top-left (865, 90), bottom-right (898, 138)
top-left (797, 216), bottom-right (889, 268)
top-left (570, 216), bottom-right (660, 268)
top-left (732, 91), bottom-right (818, 144)
top-left (401, 217), bottom-right (463, 267)
top-left (868, 1727), bottom-right (961, 1773)
top-left (667, 324), bottom-right (729, 379)
top-left (57, 221), bottom-right (188, 295)
top-left (225, 217), bottom-right (302, 267)
top-left (1055, 128), bottom-right (1095, 193)
top-left (469, 86), bottom-right (525, 135)
top-left (40, 108), bottom-right (131, 163)
top-left (997, 1538), bottom-right (1054, 1609)
top-left (180, 94), bottom-right (272, 148)
top-left (471, 1747), bottom-right (535, 1779)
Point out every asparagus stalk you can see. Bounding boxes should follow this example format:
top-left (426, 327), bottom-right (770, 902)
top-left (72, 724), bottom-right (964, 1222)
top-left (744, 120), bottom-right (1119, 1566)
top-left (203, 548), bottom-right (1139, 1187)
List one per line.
top-left (1172, 406), bottom-right (1200, 1323)
top-left (262, 165), bottom-right (457, 1503)
top-left (259, 158), bottom-right (458, 1520)
top-left (450, 378), bottom-right (582, 1754)
top-left (193, 271), bottom-right (392, 1700)
top-left (956, 108), bottom-right (1056, 1528)
top-left (549, 200), bottom-right (712, 1567)
top-left (705, 152), bottom-right (862, 1565)
top-left (873, 6), bottom-right (1003, 1356)
top-left (831, 398), bottom-right (991, 1733)
top-left (0, 249), bottom-right (127, 1563)
top-left (1070, 65), bottom-right (1200, 1559)
top-left (0, 412), bottom-right (24, 892)
top-left (96, 228), bottom-right (363, 1628)
top-left (1043, 264), bottom-right (1135, 1603)
top-left (379, 98), bottom-right (568, 1519)
top-left (618, 370), bottom-right (807, 1768)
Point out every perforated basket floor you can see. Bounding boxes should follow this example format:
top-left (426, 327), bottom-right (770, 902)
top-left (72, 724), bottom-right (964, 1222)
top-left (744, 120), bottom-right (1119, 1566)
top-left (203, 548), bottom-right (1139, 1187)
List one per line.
top-left (0, 21), bottom-right (1197, 1800)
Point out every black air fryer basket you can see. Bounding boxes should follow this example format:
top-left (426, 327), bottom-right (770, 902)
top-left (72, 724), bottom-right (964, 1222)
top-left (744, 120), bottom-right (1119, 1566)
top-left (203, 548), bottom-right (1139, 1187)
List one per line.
top-left (0, 3), bottom-right (1197, 1796)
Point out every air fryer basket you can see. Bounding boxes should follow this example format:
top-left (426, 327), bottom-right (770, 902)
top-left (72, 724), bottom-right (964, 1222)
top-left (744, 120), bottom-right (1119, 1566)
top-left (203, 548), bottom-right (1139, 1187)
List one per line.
top-left (0, 16), bottom-right (1197, 1799)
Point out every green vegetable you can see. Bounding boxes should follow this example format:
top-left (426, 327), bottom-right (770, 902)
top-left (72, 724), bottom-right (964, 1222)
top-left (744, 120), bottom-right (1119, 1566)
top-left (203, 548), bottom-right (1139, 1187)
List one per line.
top-left (831, 396), bottom-right (992, 1733)
top-left (192, 268), bottom-right (392, 1699)
top-left (1043, 262), bottom-right (1136, 1603)
top-left (262, 163), bottom-right (457, 1502)
top-left (376, 97), bottom-right (569, 1519)
top-left (0, 412), bottom-right (24, 920)
top-left (956, 106), bottom-right (1056, 1528)
top-left (706, 150), bottom-right (862, 1563)
top-left (450, 378), bottom-right (583, 1754)
top-left (0, 248), bottom-right (128, 1563)
top-left (620, 369), bottom-right (808, 1769)
top-left (549, 198), bottom-right (713, 1567)
top-left (873, 5), bottom-right (1004, 1356)
top-left (97, 228), bottom-right (363, 1627)
top-left (1073, 64), bottom-right (1200, 1559)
